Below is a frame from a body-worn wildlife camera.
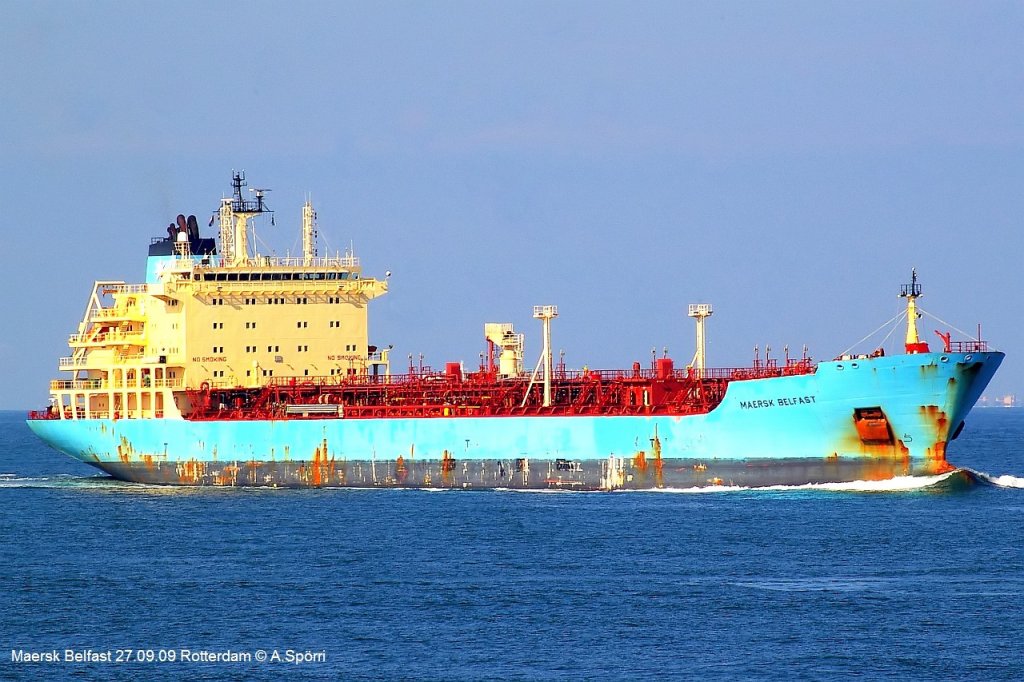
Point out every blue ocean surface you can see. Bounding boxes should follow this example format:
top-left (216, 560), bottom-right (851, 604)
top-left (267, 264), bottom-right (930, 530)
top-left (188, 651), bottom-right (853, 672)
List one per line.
top-left (1, 409), bottom-right (1022, 680)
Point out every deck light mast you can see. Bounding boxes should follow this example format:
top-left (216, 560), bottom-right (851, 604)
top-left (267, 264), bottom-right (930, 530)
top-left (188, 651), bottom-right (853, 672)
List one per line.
top-left (535, 305), bottom-right (558, 406)
top-left (521, 305), bottom-right (558, 408)
top-left (687, 303), bottom-right (713, 376)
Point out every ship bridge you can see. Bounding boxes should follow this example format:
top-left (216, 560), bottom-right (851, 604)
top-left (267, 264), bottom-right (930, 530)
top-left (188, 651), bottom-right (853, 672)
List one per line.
top-left (43, 174), bottom-right (392, 422)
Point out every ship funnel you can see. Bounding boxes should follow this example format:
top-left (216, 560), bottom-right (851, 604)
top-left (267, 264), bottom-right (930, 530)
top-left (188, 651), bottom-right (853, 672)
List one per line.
top-left (187, 214), bottom-right (199, 240)
top-left (175, 228), bottom-right (190, 257)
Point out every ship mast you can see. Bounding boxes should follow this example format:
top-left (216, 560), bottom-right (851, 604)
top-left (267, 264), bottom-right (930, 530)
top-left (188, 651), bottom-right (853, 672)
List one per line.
top-left (218, 171), bottom-right (273, 266)
top-left (302, 198), bottom-right (318, 265)
top-left (900, 268), bottom-right (930, 354)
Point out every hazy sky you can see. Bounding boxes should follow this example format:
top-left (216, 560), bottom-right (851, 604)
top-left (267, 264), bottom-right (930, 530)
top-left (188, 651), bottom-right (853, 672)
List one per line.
top-left (1, 1), bottom-right (1021, 410)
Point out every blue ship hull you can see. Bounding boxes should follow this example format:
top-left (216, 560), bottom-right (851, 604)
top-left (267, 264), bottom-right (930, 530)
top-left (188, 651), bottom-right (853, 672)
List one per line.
top-left (28, 351), bottom-right (1002, 489)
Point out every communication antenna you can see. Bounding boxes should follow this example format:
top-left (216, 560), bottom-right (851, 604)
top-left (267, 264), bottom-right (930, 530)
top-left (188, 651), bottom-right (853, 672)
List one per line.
top-left (217, 171), bottom-right (274, 266)
top-left (302, 198), bottom-right (318, 265)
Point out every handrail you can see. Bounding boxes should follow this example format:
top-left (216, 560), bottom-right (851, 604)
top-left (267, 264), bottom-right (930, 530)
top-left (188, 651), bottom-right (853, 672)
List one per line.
top-left (101, 284), bottom-right (150, 294)
top-left (51, 379), bottom-right (104, 390)
top-left (261, 362), bottom-right (818, 390)
top-left (948, 340), bottom-right (988, 353)
top-left (69, 330), bottom-right (145, 345)
top-left (188, 278), bottom-right (380, 292)
top-left (165, 255), bottom-right (362, 270)
top-left (91, 307), bottom-right (146, 320)
top-left (48, 378), bottom-right (183, 391)
top-left (58, 352), bottom-right (175, 369)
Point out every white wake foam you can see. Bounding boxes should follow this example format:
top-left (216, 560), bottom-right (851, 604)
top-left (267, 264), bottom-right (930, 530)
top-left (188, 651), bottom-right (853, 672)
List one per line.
top-left (0, 476), bottom-right (49, 486)
top-left (650, 484), bottom-right (748, 494)
top-left (0, 474), bottom-right (127, 489)
top-left (970, 470), bottom-right (1024, 489)
top-left (729, 576), bottom-right (897, 592)
top-left (651, 471), bottom-right (958, 494)
top-left (758, 472), bottom-right (959, 492)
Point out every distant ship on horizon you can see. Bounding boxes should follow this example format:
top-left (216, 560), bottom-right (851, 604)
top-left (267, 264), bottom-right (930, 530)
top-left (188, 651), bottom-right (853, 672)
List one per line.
top-left (978, 394), bottom-right (1018, 408)
top-left (27, 173), bottom-right (1004, 489)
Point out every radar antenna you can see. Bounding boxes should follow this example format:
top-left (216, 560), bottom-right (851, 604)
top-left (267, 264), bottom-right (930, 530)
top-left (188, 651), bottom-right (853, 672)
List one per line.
top-left (227, 171), bottom-right (273, 216)
top-left (218, 171), bottom-right (274, 266)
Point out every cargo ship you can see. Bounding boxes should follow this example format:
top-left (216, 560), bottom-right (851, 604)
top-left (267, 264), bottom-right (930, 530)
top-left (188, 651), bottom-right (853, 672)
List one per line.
top-left (27, 173), bottom-right (1003, 489)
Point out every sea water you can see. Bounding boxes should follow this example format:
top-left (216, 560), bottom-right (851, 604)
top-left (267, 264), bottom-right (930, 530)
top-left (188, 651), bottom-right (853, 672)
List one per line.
top-left (1, 409), bottom-right (1021, 680)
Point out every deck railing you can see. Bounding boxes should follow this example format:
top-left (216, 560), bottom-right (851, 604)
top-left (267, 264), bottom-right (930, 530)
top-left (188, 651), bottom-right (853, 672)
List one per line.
top-left (101, 284), bottom-right (150, 295)
top-left (49, 378), bottom-right (183, 391)
top-left (159, 254), bottom-right (362, 271)
top-left (91, 307), bottom-right (146, 321)
top-left (263, 361), bottom-right (817, 390)
top-left (28, 409), bottom-right (166, 420)
top-left (947, 340), bottom-right (988, 353)
top-left (68, 330), bottom-right (145, 346)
